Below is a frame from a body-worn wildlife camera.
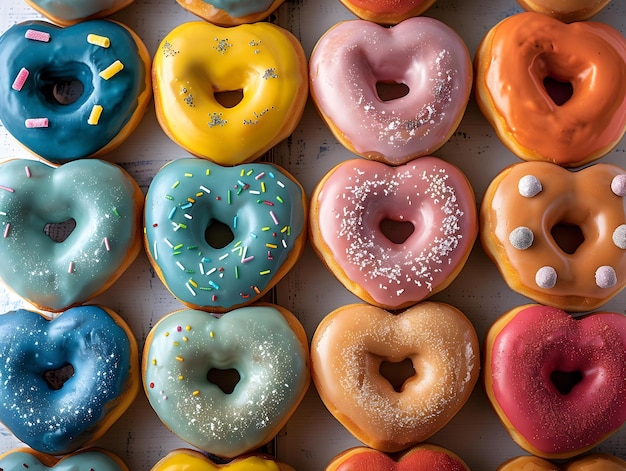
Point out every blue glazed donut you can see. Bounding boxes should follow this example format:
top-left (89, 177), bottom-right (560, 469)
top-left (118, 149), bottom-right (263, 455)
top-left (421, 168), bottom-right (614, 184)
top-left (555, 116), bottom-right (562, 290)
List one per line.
top-left (0, 20), bottom-right (151, 163)
top-left (0, 305), bottom-right (139, 455)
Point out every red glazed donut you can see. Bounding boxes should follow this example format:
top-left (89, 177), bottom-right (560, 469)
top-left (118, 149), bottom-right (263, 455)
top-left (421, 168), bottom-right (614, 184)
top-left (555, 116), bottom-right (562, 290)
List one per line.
top-left (338, 0), bottom-right (437, 24)
top-left (498, 453), bottom-right (626, 471)
top-left (484, 304), bottom-right (626, 459)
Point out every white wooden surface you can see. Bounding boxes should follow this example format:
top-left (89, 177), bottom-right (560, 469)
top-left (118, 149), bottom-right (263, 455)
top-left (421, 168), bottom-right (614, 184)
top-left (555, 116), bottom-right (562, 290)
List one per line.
top-left (1, 0), bottom-right (626, 469)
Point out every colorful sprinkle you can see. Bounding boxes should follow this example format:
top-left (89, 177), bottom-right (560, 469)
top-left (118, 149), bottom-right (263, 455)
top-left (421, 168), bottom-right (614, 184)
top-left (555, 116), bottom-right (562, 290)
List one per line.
top-left (87, 33), bottom-right (111, 48)
top-left (87, 105), bottom-right (104, 125)
top-left (25, 118), bottom-right (48, 128)
top-left (25, 29), bottom-right (50, 42)
top-left (11, 67), bottom-right (29, 91)
top-left (99, 60), bottom-right (124, 80)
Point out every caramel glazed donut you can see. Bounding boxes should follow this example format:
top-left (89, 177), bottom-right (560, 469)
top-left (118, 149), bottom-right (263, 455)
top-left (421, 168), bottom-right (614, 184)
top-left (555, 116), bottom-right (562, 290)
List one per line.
top-left (474, 12), bottom-right (626, 167)
top-left (481, 161), bottom-right (626, 312)
top-left (516, 0), bottom-right (612, 22)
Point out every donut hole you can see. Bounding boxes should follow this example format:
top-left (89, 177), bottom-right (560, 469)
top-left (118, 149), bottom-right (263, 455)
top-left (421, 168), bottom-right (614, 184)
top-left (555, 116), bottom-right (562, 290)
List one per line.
top-left (550, 369), bottom-right (583, 395)
top-left (207, 368), bottom-right (240, 394)
top-left (376, 81), bottom-right (410, 102)
top-left (379, 358), bottom-right (415, 392)
top-left (543, 76), bottom-right (574, 106)
top-left (380, 218), bottom-right (415, 245)
top-left (214, 89), bottom-right (244, 108)
top-left (550, 222), bottom-right (584, 254)
top-left (205, 220), bottom-right (234, 249)
top-left (39, 65), bottom-right (91, 107)
top-left (43, 363), bottom-right (75, 390)
top-left (44, 218), bottom-right (76, 243)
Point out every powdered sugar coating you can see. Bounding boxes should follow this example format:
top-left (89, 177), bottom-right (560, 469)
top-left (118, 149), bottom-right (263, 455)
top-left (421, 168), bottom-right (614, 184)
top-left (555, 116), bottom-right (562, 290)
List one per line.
top-left (311, 302), bottom-right (479, 452)
top-left (311, 158), bottom-right (477, 309)
top-left (309, 17), bottom-right (472, 165)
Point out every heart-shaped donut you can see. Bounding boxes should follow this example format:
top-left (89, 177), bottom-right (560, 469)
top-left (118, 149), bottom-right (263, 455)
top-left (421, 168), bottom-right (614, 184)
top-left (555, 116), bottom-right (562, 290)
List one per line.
top-left (498, 453), bottom-right (626, 470)
top-left (310, 157), bottom-right (477, 310)
top-left (0, 158), bottom-right (143, 312)
top-left (481, 161), bottom-right (626, 311)
top-left (474, 12), bottom-right (626, 167)
top-left (0, 447), bottom-right (128, 471)
top-left (326, 445), bottom-right (471, 471)
top-left (309, 17), bottom-right (472, 165)
top-left (0, 306), bottom-right (139, 455)
top-left (311, 302), bottom-right (479, 452)
top-left (484, 304), bottom-right (626, 459)
top-left (0, 20), bottom-right (151, 163)
top-left (152, 21), bottom-right (308, 165)
top-left (142, 304), bottom-right (310, 458)
top-left (144, 158), bottom-right (307, 312)
top-left (151, 448), bottom-right (295, 470)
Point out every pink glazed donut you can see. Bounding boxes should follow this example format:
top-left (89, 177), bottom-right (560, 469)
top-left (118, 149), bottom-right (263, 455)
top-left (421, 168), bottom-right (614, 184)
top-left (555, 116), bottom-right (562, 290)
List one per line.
top-left (309, 157), bottom-right (477, 310)
top-left (309, 17), bottom-right (472, 166)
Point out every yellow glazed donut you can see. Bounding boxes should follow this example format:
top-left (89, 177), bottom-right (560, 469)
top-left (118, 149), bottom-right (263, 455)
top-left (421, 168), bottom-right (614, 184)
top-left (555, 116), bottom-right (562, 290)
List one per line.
top-left (311, 302), bottom-right (479, 453)
top-left (152, 21), bottom-right (308, 166)
top-left (151, 448), bottom-right (295, 470)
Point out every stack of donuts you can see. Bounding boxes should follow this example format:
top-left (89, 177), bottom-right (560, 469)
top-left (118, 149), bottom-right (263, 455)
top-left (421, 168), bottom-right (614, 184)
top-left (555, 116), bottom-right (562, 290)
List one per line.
top-left (0, 0), bottom-right (625, 469)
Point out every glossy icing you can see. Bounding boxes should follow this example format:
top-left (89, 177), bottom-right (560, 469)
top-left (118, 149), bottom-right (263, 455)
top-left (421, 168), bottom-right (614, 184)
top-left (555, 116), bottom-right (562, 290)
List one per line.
top-left (515, 0), bottom-right (611, 21)
top-left (143, 305), bottom-right (310, 458)
top-left (0, 158), bottom-right (143, 312)
top-left (0, 306), bottom-right (139, 455)
top-left (480, 161), bottom-right (626, 312)
top-left (309, 18), bottom-right (472, 165)
top-left (152, 21), bottom-right (308, 165)
top-left (25, 0), bottom-right (133, 24)
top-left (338, 0), bottom-right (437, 24)
top-left (151, 449), bottom-right (288, 470)
top-left (0, 448), bottom-right (128, 471)
top-left (0, 20), bottom-right (150, 163)
top-left (192, 0), bottom-right (275, 17)
top-left (474, 12), bottom-right (626, 167)
top-left (144, 158), bottom-right (306, 312)
top-left (310, 157), bottom-right (477, 309)
top-left (485, 305), bottom-right (626, 459)
top-left (327, 445), bottom-right (470, 471)
top-left (498, 453), bottom-right (626, 471)
top-left (311, 303), bottom-right (479, 452)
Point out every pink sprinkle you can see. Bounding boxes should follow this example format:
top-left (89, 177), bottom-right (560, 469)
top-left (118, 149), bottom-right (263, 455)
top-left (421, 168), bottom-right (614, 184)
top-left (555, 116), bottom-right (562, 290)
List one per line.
top-left (12, 68), bottom-right (29, 91)
top-left (255, 172), bottom-right (265, 180)
top-left (25, 118), bottom-right (48, 128)
top-left (25, 166), bottom-right (31, 178)
top-left (242, 256), bottom-right (255, 263)
top-left (104, 236), bottom-right (111, 251)
top-left (0, 185), bottom-right (14, 193)
top-left (68, 261), bottom-right (74, 273)
top-left (3, 224), bottom-right (9, 238)
top-left (269, 210), bottom-right (279, 225)
top-left (25, 29), bottom-right (51, 42)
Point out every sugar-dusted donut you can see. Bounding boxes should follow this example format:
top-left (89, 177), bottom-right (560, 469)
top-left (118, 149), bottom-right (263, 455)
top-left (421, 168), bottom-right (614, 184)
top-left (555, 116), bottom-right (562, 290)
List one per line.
top-left (24, 0), bottom-right (134, 25)
top-left (175, 0), bottom-right (285, 26)
top-left (498, 453), bottom-right (626, 470)
top-left (0, 20), bottom-right (151, 164)
top-left (515, 0), bottom-right (612, 22)
top-left (474, 12), bottom-right (626, 167)
top-left (311, 302), bottom-right (479, 452)
top-left (152, 21), bottom-right (308, 165)
top-left (484, 304), bottom-right (626, 459)
top-left (326, 445), bottom-right (471, 471)
top-left (481, 161), bottom-right (626, 311)
top-left (309, 18), bottom-right (472, 166)
top-left (151, 448), bottom-right (295, 470)
top-left (310, 157), bottom-right (477, 310)
top-left (0, 447), bottom-right (129, 471)
top-left (0, 158), bottom-right (143, 312)
top-left (0, 305), bottom-right (139, 455)
top-left (338, 0), bottom-right (437, 24)
top-left (144, 158), bottom-right (306, 312)
top-left (142, 304), bottom-right (310, 459)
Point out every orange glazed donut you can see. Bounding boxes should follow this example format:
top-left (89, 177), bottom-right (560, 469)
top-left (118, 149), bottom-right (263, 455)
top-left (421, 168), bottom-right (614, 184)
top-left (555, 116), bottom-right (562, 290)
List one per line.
top-left (151, 448), bottom-right (295, 470)
top-left (326, 445), bottom-right (471, 471)
top-left (338, 0), bottom-right (437, 24)
top-left (516, 0), bottom-right (612, 22)
top-left (498, 453), bottom-right (626, 471)
top-left (474, 12), bottom-right (626, 167)
top-left (311, 302), bottom-right (479, 453)
top-left (484, 305), bottom-right (626, 459)
top-left (310, 157), bottom-right (477, 310)
top-left (481, 161), bottom-right (626, 312)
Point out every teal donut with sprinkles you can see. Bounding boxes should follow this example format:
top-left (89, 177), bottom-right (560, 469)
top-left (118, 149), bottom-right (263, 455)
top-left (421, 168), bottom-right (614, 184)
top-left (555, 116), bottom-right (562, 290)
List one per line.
top-left (0, 20), bottom-right (151, 163)
top-left (144, 158), bottom-right (307, 312)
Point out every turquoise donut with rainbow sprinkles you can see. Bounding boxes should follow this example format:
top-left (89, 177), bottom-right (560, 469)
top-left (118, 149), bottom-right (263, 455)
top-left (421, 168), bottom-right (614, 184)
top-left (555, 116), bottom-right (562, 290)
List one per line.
top-left (0, 20), bottom-right (151, 163)
top-left (144, 158), bottom-right (307, 312)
